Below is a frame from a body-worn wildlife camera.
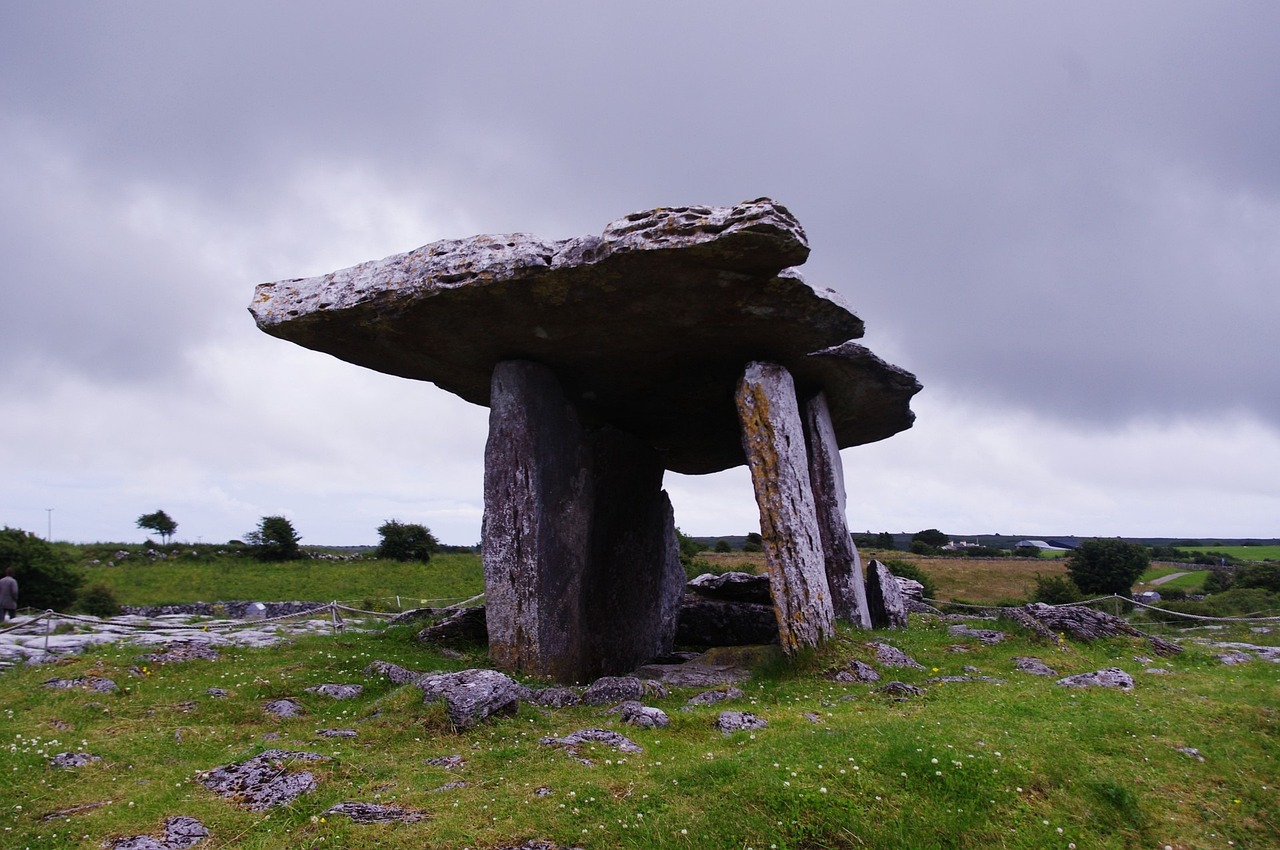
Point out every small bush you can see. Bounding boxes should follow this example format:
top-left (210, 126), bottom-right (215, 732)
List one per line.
top-left (75, 583), bottom-right (121, 618)
top-left (1203, 569), bottom-right (1236, 594)
top-left (1032, 573), bottom-right (1082, 605)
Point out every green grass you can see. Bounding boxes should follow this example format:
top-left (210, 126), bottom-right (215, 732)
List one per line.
top-left (3, 614), bottom-right (1277, 849)
top-left (79, 552), bottom-right (484, 609)
top-left (1179, 546), bottom-right (1280, 561)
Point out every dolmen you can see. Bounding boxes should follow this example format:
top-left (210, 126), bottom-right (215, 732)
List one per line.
top-left (250, 199), bottom-right (920, 683)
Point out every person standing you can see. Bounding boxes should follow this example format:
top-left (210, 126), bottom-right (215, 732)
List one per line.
top-left (0, 567), bottom-right (18, 620)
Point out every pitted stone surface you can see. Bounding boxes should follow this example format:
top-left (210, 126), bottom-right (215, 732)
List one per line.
top-left (714, 710), bottom-right (768, 734)
top-left (250, 199), bottom-right (918, 474)
top-left (305, 683), bottom-right (364, 699)
top-left (417, 668), bottom-right (522, 728)
top-left (1056, 667), bottom-right (1135, 691)
top-left (324, 801), bottom-right (429, 823)
top-left (196, 749), bottom-right (327, 810)
top-left (539, 729), bottom-right (643, 755)
top-left (105, 816), bottom-right (209, 850)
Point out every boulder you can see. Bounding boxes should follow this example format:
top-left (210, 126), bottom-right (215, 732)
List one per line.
top-left (417, 668), bottom-right (523, 729)
top-left (714, 710), bottom-right (768, 734)
top-left (1056, 667), bottom-right (1135, 691)
top-left (196, 749), bottom-right (327, 810)
top-left (615, 700), bottom-right (671, 729)
top-left (305, 683), bottom-right (364, 699)
top-left (687, 571), bottom-right (772, 604)
top-left (581, 676), bottom-right (644, 706)
top-left (1014, 656), bottom-right (1058, 677)
top-left (868, 642), bottom-right (924, 669)
top-left (865, 560), bottom-right (909, 629)
top-left (363, 659), bottom-right (420, 686)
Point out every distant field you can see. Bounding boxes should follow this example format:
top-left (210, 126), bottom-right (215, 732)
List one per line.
top-left (1181, 545), bottom-right (1280, 561)
top-left (82, 552), bottom-right (485, 609)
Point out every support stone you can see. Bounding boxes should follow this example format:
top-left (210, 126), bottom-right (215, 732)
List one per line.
top-left (803, 391), bottom-right (872, 628)
top-left (735, 361), bottom-right (835, 654)
top-left (482, 360), bottom-right (683, 683)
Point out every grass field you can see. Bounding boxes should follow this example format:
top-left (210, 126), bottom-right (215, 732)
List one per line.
top-left (3, 613), bottom-right (1276, 849)
top-left (78, 552), bottom-right (485, 610)
top-left (1180, 546), bottom-right (1280, 561)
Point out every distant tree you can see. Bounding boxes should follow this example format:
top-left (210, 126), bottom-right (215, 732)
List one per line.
top-left (136, 510), bottom-right (178, 544)
top-left (244, 516), bottom-right (302, 562)
top-left (743, 532), bottom-right (764, 553)
top-left (1066, 539), bottom-right (1149, 597)
top-left (1014, 543), bottom-right (1042, 558)
top-left (911, 528), bottom-right (950, 548)
top-left (1236, 564), bottom-right (1280, 594)
top-left (376, 520), bottom-right (439, 562)
top-left (0, 526), bottom-right (84, 611)
top-left (875, 531), bottom-right (896, 551)
top-left (714, 539), bottom-right (732, 553)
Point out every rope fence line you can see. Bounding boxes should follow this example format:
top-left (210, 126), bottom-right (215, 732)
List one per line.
top-left (923, 594), bottom-right (1280, 623)
top-left (0, 591), bottom-right (490, 646)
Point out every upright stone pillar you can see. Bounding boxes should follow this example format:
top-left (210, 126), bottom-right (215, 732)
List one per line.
top-left (482, 359), bottom-right (684, 683)
top-left (735, 361), bottom-right (835, 654)
top-left (804, 391), bottom-right (872, 628)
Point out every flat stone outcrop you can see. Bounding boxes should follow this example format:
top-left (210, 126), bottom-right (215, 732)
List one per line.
top-left (196, 749), bottom-right (328, 810)
top-left (417, 668), bottom-right (523, 729)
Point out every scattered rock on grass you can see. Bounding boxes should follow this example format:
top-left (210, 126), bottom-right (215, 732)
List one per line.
top-left (878, 681), bottom-right (925, 700)
top-left (196, 749), bottom-right (327, 810)
top-left (714, 710), bottom-right (768, 734)
top-left (614, 700), bottom-right (670, 729)
top-left (49, 752), bottom-right (101, 768)
top-left (323, 801), bottom-right (429, 823)
top-left (539, 729), bottom-right (643, 756)
top-left (43, 675), bottom-right (118, 693)
top-left (684, 686), bottom-right (745, 708)
top-left (1056, 668), bottom-right (1134, 691)
top-left (105, 815), bottom-right (209, 850)
top-left (363, 659), bottom-right (420, 685)
top-left (418, 668), bottom-right (522, 729)
top-left (948, 624), bottom-right (1007, 645)
top-left (581, 676), bottom-right (644, 706)
top-left (1014, 657), bottom-right (1057, 677)
top-left (264, 698), bottom-right (303, 718)
top-left (305, 683), bottom-right (363, 699)
top-left (868, 642), bottom-right (924, 669)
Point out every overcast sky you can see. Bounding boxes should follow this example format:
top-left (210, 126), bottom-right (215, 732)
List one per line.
top-left (3, 2), bottom-right (1277, 546)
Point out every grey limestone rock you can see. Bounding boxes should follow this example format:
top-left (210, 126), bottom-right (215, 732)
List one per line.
top-left (316, 729), bottom-right (357, 738)
top-left (49, 751), bottom-right (101, 768)
top-left (363, 659), bottom-right (420, 685)
top-left (527, 687), bottom-right (582, 708)
top-left (1014, 657), bottom-right (1058, 677)
top-left (675, 595), bottom-right (779, 647)
top-left (1056, 667), bottom-right (1135, 691)
top-left (417, 606), bottom-right (488, 645)
top-left (581, 676), bottom-right (644, 706)
top-left (685, 686), bottom-right (746, 708)
top-left (948, 624), bottom-right (1007, 645)
top-left (264, 698), bottom-right (303, 718)
top-left (879, 681), bottom-right (926, 699)
top-left (417, 668), bottom-right (522, 729)
top-left (105, 816), bottom-right (209, 850)
top-left (865, 560), bottom-right (909, 629)
top-left (539, 728), bottom-right (643, 755)
top-left (305, 683), bottom-right (364, 699)
top-left (687, 571), bottom-right (772, 604)
top-left (827, 659), bottom-right (881, 683)
top-left (196, 749), bottom-right (327, 810)
top-left (868, 642), bottom-right (924, 669)
top-left (714, 710), bottom-right (768, 734)
top-left (324, 801), bottom-right (428, 823)
top-left (615, 700), bottom-right (671, 729)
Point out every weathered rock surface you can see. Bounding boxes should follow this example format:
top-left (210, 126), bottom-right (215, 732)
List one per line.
top-left (581, 676), bottom-right (644, 706)
top-left (250, 199), bottom-right (918, 475)
top-left (687, 572), bottom-right (772, 604)
top-left (1016, 603), bottom-right (1183, 657)
top-left (44, 675), bottom-right (118, 693)
top-left (675, 595), bottom-right (779, 647)
top-left (868, 642), bottom-right (924, 669)
top-left (305, 683), bottom-right (363, 699)
top-left (1014, 656), bottom-right (1058, 677)
top-left (417, 668), bottom-right (523, 729)
top-left (737, 361), bottom-right (836, 654)
top-left (324, 801), bottom-right (429, 823)
top-left (197, 749), bottom-right (327, 810)
top-left (539, 729), bottom-right (643, 755)
top-left (684, 686), bottom-right (746, 707)
top-left (264, 698), bottom-right (303, 718)
top-left (482, 360), bottom-right (685, 682)
top-left (865, 560), bottom-right (909, 629)
top-left (364, 659), bottom-right (420, 686)
top-left (614, 700), bottom-right (671, 729)
top-left (1056, 668), bottom-right (1135, 691)
top-left (879, 681), bottom-right (925, 699)
top-left (804, 391), bottom-right (871, 626)
top-left (49, 751), bottom-right (101, 768)
top-left (714, 710), bottom-right (768, 734)
top-left (826, 659), bottom-right (881, 683)
top-left (105, 816), bottom-right (209, 850)
top-left (948, 624), bottom-right (1007, 645)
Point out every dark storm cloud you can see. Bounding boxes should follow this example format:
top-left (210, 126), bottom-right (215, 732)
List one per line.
top-left (2, 1), bottom-right (1278, 423)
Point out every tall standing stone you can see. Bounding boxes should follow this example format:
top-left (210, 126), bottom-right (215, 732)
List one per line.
top-left (482, 359), bottom-right (684, 682)
top-left (865, 559), bottom-right (909, 629)
top-left (736, 361), bottom-right (835, 653)
top-left (804, 391), bottom-right (872, 628)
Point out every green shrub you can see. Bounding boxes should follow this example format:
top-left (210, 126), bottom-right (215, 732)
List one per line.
top-left (76, 583), bottom-right (121, 617)
top-left (882, 558), bottom-right (936, 599)
top-left (1031, 573), bottom-right (1082, 605)
top-left (1067, 539), bottom-right (1149, 596)
top-left (1237, 563), bottom-right (1280, 593)
top-left (0, 527), bottom-right (83, 611)
top-left (1203, 569), bottom-right (1236, 594)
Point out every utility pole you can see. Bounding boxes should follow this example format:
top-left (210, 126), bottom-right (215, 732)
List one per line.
top-left (46, 508), bottom-right (54, 540)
